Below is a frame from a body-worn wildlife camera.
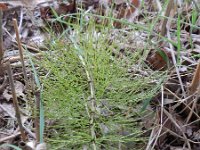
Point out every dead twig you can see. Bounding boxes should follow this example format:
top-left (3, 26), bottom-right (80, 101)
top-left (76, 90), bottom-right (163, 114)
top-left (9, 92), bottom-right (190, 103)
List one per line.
top-left (7, 61), bottom-right (27, 141)
top-left (166, 31), bottom-right (186, 98)
top-left (163, 109), bottom-right (192, 149)
top-left (185, 62), bottom-right (200, 123)
top-left (0, 132), bottom-right (21, 143)
top-left (149, 85), bottom-right (164, 150)
top-left (0, 10), bottom-right (5, 77)
top-left (5, 53), bottom-right (42, 63)
top-left (13, 18), bottom-right (28, 83)
top-left (189, 61), bottom-right (200, 94)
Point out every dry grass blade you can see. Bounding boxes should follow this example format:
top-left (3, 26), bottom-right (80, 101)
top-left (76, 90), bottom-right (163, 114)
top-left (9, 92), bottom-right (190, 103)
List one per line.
top-left (6, 61), bottom-right (27, 142)
top-left (0, 132), bottom-right (21, 143)
top-left (186, 97), bottom-right (197, 124)
top-left (166, 32), bottom-right (186, 98)
top-left (151, 86), bottom-right (164, 150)
top-left (163, 109), bottom-right (191, 149)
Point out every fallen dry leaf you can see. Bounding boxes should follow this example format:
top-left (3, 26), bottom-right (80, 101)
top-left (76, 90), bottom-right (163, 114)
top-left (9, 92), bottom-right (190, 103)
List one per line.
top-left (0, 3), bottom-right (8, 11)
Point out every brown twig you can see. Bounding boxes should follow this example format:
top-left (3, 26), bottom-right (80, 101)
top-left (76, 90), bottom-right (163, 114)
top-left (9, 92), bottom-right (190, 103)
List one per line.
top-left (13, 18), bottom-right (28, 82)
top-left (0, 10), bottom-right (4, 77)
top-left (13, 41), bottom-right (46, 53)
top-left (5, 53), bottom-right (42, 63)
top-left (23, 125), bottom-right (36, 139)
top-left (6, 61), bottom-right (27, 141)
top-left (189, 61), bottom-right (200, 94)
top-left (186, 62), bottom-right (200, 123)
top-left (0, 132), bottom-right (21, 143)
top-left (162, 109), bottom-right (192, 149)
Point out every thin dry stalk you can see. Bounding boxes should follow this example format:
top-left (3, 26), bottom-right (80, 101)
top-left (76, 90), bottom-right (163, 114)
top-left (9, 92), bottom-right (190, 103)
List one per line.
top-left (7, 61), bottom-right (27, 141)
top-left (0, 10), bottom-right (4, 78)
top-left (164, 87), bottom-right (182, 100)
top-left (166, 32), bottom-right (186, 98)
top-left (186, 97), bottom-right (197, 123)
top-left (13, 39), bottom-right (44, 53)
top-left (13, 18), bottom-right (28, 82)
top-left (173, 97), bottom-right (200, 119)
top-left (23, 125), bottom-right (36, 139)
top-left (18, 8), bottom-right (24, 32)
top-left (151, 120), bottom-right (200, 145)
top-left (160, 0), bottom-right (186, 97)
top-left (183, 117), bottom-right (200, 128)
top-left (149, 85), bottom-right (164, 150)
top-left (0, 132), bottom-right (21, 143)
top-left (166, 5), bottom-right (186, 98)
top-left (145, 126), bottom-right (158, 150)
top-left (186, 74), bottom-right (200, 123)
top-left (5, 53), bottom-right (42, 63)
top-left (163, 126), bottom-right (197, 144)
top-left (180, 62), bottom-right (200, 122)
top-left (189, 61), bottom-right (200, 94)
top-left (163, 109), bottom-right (191, 149)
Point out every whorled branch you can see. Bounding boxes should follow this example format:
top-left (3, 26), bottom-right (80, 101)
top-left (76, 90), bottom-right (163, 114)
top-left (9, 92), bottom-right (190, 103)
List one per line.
top-left (70, 36), bottom-right (97, 150)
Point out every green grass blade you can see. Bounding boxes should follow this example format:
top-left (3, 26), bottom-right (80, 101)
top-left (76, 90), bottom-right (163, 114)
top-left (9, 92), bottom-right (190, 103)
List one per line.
top-left (27, 52), bottom-right (45, 143)
top-left (177, 14), bottom-right (181, 64)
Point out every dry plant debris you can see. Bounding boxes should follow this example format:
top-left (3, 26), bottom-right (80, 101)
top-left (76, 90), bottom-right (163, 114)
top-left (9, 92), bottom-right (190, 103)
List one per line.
top-left (0, 0), bottom-right (199, 149)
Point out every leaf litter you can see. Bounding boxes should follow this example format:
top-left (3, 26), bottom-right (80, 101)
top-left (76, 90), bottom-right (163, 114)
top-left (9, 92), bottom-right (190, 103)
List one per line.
top-left (0, 0), bottom-right (199, 149)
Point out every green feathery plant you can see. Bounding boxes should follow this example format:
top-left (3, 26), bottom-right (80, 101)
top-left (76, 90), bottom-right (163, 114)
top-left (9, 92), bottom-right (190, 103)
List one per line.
top-left (37, 9), bottom-right (165, 150)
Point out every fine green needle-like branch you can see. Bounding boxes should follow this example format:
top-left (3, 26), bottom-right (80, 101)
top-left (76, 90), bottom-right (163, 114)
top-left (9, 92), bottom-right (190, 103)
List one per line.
top-left (70, 35), bottom-right (97, 150)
